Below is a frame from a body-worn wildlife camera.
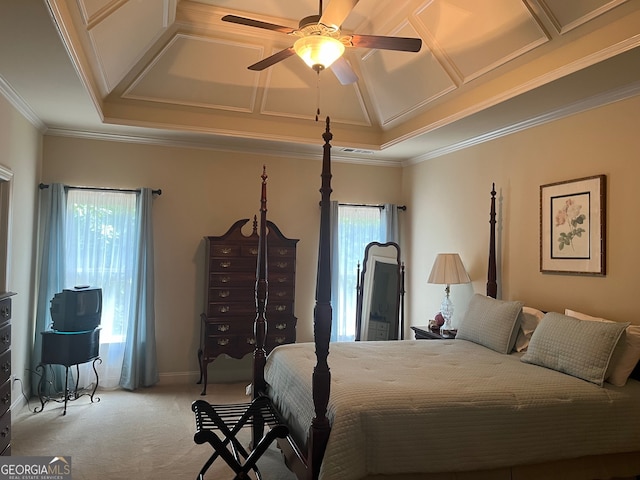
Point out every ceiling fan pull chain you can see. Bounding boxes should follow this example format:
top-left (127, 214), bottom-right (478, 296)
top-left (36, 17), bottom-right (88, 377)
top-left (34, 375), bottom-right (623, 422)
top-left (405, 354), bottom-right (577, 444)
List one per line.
top-left (316, 72), bottom-right (321, 121)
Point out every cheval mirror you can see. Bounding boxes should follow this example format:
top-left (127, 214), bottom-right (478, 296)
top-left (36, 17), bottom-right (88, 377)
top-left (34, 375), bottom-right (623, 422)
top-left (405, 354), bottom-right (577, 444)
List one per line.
top-left (355, 242), bottom-right (405, 341)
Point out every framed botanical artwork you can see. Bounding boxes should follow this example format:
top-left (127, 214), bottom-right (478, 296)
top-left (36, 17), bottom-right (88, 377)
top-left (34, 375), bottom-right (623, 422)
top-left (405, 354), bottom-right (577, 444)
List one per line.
top-left (540, 175), bottom-right (606, 275)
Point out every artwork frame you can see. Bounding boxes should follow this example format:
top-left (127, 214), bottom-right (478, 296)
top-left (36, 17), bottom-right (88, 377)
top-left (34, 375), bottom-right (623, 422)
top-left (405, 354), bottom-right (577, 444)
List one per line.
top-left (540, 175), bottom-right (606, 275)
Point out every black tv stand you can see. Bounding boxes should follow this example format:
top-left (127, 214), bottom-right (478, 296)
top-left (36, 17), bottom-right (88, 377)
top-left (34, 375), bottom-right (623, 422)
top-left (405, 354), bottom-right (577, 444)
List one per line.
top-left (35, 328), bottom-right (101, 415)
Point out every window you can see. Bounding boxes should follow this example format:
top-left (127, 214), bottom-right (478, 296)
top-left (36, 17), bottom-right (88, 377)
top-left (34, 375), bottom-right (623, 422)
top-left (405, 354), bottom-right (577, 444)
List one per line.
top-left (64, 190), bottom-right (137, 346)
top-left (332, 205), bottom-right (383, 342)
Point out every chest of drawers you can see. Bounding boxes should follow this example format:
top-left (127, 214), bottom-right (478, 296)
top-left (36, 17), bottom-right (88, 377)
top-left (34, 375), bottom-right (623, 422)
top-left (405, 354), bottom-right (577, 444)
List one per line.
top-left (0, 292), bottom-right (15, 455)
top-left (198, 218), bottom-right (298, 394)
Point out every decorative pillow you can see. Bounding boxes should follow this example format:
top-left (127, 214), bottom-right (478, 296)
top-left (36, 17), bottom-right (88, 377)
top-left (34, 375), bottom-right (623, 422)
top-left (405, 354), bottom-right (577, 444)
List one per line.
top-left (521, 312), bottom-right (629, 386)
top-left (457, 294), bottom-right (524, 354)
top-left (565, 309), bottom-right (640, 387)
top-left (513, 307), bottom-right (545, 352)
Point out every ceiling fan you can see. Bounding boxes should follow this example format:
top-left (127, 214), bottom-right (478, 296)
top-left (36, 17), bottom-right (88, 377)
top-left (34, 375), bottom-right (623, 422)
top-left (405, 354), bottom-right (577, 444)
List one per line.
top-left (222, 0), bottom-right (422, 85)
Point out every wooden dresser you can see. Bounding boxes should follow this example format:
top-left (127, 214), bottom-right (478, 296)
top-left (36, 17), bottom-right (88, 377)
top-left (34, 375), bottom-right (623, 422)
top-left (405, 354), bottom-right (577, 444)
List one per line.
top-left (0, 292), bottom-right (14, 455)
top-left (198, 218), bottom-right (298, 394)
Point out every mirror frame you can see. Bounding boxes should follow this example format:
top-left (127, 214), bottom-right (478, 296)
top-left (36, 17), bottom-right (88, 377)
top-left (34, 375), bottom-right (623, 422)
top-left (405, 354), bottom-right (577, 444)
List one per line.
top-left (355, 241), bottom-right (404, 341)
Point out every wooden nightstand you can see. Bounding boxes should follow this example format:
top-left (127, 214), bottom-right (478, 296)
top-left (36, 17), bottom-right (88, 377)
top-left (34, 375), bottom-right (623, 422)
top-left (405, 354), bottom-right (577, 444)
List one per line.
top-left (411, 325), bottom-right (457, 340)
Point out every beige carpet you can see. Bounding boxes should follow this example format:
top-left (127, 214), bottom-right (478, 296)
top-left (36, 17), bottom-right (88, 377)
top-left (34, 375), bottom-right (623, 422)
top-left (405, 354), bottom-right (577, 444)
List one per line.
top-left (12, 382), bottom-right (297, 480)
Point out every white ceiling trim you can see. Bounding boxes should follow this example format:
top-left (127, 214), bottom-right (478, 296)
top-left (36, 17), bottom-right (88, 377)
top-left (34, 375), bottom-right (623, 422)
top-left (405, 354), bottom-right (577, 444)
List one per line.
top-left (539, 0), bottom-right (629, 34)
top-left (403, 79), bottom-right (640, 166)
top-left (0, 75), bottom-right (46, 131)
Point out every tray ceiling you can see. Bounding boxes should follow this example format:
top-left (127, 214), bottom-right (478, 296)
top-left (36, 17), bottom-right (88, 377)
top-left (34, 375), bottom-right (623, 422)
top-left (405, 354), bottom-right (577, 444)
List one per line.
top-left (1, 0), bottom-right (639, 164)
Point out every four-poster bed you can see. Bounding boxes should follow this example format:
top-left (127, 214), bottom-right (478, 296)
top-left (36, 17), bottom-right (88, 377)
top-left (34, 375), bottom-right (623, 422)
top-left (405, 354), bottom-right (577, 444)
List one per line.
top-left (201, 118), bottom-right (640, 480)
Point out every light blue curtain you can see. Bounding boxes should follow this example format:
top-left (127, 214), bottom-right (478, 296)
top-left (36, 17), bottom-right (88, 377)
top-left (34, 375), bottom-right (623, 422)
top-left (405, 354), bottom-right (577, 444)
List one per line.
top-left (119, 188), bottom-right (159, 390)
top-left (32, 184), bottom-right (67, 396)
top-left (382, 203), bottom-right (400, 243)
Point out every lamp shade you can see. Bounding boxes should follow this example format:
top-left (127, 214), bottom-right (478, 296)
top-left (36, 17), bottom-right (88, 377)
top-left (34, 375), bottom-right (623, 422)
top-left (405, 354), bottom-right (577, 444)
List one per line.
top-left (427, 253), bottom-right (470, 285)
top-left (293, 36), bottom-right (345, 71)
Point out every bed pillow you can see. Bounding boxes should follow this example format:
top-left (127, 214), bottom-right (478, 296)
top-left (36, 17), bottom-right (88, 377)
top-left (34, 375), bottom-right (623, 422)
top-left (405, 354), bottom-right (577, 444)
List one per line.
top-left (513, 307), bottom-right (545, 352)
top-left (565, 309), bottom-right (640, 387)
top-left (457, 294), bottom-right (523, 354)
top-left (521, 312), bottom-right (629, 386)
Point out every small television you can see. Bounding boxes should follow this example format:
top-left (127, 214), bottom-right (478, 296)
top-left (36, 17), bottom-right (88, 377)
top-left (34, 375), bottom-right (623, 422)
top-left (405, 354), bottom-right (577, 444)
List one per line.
top-left (50, 286), bottom-right (102, 332)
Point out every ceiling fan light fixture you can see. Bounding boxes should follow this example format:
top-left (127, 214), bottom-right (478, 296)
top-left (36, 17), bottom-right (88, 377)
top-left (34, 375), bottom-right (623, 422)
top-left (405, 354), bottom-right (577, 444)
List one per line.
top-left (293, 36), bottom-right (345, 71)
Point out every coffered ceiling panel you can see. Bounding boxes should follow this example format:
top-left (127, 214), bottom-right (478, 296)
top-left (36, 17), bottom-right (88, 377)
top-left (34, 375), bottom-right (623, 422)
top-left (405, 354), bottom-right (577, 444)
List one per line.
top-left (539, 0), bottom-right (628, 34)
top-left (124, 34), bottom-right (261, 112)
top-left (86, 0), bottom-right (167, 91)
top-left (361, 23), bottom-right (455, 127)
top-left (415, 0), bottom-right (549, 83)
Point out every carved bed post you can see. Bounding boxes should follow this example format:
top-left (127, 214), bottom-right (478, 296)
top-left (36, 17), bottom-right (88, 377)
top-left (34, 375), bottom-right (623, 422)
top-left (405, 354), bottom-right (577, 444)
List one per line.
top-left (308, 117), bottom-right (333, 480)
top-left (252, 167), bottom-right (269, 445)
top-left (487, 183), bottom-right (497, 299)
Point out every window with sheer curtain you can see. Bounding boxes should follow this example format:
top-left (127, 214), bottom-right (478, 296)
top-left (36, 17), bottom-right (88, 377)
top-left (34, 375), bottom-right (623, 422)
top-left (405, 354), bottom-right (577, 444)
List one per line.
top-left (332, 205), bottom-right (383, 342)
top-left (64, 190), bottom-right (137, 387)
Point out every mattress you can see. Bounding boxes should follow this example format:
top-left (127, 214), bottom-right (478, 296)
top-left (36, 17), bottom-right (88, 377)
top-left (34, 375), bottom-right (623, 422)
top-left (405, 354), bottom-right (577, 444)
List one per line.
top-left (264, 339), bottom-right (640, 480)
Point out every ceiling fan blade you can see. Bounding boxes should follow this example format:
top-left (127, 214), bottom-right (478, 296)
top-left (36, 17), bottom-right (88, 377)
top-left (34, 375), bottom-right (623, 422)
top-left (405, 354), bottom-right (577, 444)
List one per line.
top-left (319, 0), bottom-right (359, 29)
top-left (248, 47), bottom-right (296, 71)
top-left (346, 34), bottom-right (422, 52)
top-left (222, 15), bottom-right (296, 34)
top-left (330, 57), bottom-right (358, 85)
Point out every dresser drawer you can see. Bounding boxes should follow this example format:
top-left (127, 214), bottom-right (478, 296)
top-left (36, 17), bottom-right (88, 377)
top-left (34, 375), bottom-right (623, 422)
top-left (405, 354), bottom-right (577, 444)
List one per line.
top-left (210, 257), bottom-right (257, 272)
top-left (203, 320), bottom-right (253, 337)
top-left (268, 318), bottom-right (296, 334)
top-left (266, 332), bottom-right (295, 351)
top-left (0, 323), bottom-right (9, 355)
top-left (269, 245), bottom-right (295, 258)
top-left (268, 286), bottom-right (294, 302)
top-left (0, 409), bottom-right (10, 454)
top-left (0, 298), bottom-right (11, 326)
top-left (268, 302), bottom-right (294, 315)
top-left (202, 335), bottom-right (254, 360)
top-left (207, 287), bottom-right (255, 303)
top-left (0, 349), bottom-right (9, 386)
top-left (269, 258), bottom-right (294, 272)
top-left (0, 379), bottom-right (9, 417)
top-left (209, 244), bottom-right (242, 257)
top-left (206, 302), bottom-right (256, 317)
top-left (209, 272), bottom-right (256, 287)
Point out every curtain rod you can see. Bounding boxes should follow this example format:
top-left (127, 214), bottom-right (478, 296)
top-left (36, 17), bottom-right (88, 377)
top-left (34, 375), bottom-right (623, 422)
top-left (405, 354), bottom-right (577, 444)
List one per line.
top-left (39, 183), bottom-right (162, 196)
top-left (339, 202), bottom-right (407, 211)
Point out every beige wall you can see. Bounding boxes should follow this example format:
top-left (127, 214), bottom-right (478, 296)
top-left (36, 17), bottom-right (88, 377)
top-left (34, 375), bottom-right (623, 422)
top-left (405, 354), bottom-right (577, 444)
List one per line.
top-left (403, 94), bottom-right (640, 335)
top-left (42, 137), bottom-right (403, 383)
top-left (0, 95), bottom-right (42, 404)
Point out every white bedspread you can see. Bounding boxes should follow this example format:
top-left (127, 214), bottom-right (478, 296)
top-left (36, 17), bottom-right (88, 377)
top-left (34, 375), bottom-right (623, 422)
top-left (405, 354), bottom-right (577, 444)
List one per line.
top-left (264, 339), bottom-right (640, 480)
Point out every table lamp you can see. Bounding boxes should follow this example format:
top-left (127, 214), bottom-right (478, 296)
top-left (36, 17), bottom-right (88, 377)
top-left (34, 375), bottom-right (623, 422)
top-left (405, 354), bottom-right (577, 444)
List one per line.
top-left (427, 253), bottom-right (470, 334)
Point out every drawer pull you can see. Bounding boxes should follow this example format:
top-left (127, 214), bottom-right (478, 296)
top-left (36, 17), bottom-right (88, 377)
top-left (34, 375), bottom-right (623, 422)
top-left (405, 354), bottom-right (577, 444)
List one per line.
top-left (220, 276), bottom-right (231, 283)
top-left (246, 338), bottom-right (256, 345)
top-left (275, 305), bottom-right (287, 312)
top-left (217, 324), bottom-right (230, 332)
top-left (278, 248), bottom-right (289, 256)
top-left (218, 290), bottom-right (230, 298)
top-left (275, 262), bottom-right (288, 269)
top-left (1, 362), bottom-right (9, 373)
top-left (275, 323), bottom-right (287, 330)
top-left (276, 276), bottom-right (287, 283)
top-left (217, 338), bottom-right (230, 346)
top-left (218, 306), bottom-right (230, 313)
top-left (220, 247), bottom-right (232, 254)
top-left (1, 334), bottom-right (8, 344)
top-left (275, 336), bottom-right (286, 344)
top-left (0, 307), bottom-right (8, 319)
top-left (249, 248), bottom-right (258, 255)
top-left (275, 290), bottom-right (287, 297)
top-left (219, 261), bottom-right (231, 268)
